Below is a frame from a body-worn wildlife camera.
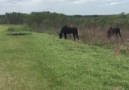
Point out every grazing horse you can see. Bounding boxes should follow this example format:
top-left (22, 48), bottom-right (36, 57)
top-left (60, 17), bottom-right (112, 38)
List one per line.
top-left (59, 25), bottom-right (79, 41)
top-left (107, 27), bottom-right (122, 39)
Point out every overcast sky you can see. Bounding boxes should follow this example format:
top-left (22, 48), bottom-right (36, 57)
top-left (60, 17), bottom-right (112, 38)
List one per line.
top-left (0, 0), bottom-right (129, 15)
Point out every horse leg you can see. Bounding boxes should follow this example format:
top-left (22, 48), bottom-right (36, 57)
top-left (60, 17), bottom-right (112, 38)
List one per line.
top-left (107, 33), bottom-right (110, 39)
top-left (76, 34), bottom-right (79, 40)
top-left (118, 32), bottom-right (122, 38)
top-left (116, 32), bottom-right (121, 38)
top-left (115, 33), bottom-right (118, 38)
top-left (108, 35), bottom-right (110, 39)
top-left (64, 34), bottom-right (67, 39)
top-left (73, 34), bottom-right (76, 41)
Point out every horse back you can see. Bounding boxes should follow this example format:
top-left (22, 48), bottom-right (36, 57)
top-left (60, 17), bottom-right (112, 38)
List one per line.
top-left (114, 28), bottom-right (120, 33)
top-left (62, 26), bottom-right (78, 34)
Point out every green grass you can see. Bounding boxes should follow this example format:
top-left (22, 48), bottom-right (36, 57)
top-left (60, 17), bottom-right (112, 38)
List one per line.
top-left (0, 25), bottom-right (129, 90)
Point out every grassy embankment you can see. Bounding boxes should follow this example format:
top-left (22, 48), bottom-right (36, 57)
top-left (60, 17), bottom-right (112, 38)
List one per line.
top-left (0, 25), bottom-right (129, 90)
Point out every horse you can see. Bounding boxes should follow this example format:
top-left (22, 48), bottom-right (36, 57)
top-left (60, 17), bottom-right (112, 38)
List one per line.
top-left (59, 25), bottom-right (79, 41)
top-left (107, 27), bottom-right (122, 39)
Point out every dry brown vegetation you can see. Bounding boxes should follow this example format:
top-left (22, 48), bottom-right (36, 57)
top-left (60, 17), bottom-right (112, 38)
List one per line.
top-left (34, 25), bottom-right (129, 55)
top-left (78, 27), bottom-right (129, 55)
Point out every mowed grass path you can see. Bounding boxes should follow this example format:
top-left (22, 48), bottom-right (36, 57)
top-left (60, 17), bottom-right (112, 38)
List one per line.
top-left (0, 25), bottom-right (129, 90)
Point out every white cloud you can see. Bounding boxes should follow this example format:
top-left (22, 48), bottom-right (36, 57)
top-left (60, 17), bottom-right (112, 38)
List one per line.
top-left (72, 0), bottom-right (95, 4)
top-left (0, 0), bottom-right (125, 5)
top-left (99, 1), bottom-right (123, 7)
top-left (108, 1), bottom-right (121, 5)
top-left (0, 0), bottom-right (129, 15)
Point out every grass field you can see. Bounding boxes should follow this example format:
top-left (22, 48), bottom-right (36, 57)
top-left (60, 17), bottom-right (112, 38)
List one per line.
top-left (0, 25), bottom-right (129, 90)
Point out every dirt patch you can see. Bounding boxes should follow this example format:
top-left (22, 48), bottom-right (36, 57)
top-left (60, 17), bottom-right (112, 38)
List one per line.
top-left (7, 32), bottom-right (31, 36)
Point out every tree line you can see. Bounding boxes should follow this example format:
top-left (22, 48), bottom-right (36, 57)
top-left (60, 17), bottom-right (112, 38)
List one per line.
top-left (0, 11), bottom-right (129, 29)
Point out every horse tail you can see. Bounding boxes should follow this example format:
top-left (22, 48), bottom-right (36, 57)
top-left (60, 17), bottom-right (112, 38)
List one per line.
top-left (75, 28), bottom-right (79, 40)
top-left (76, 28), bottom-right (78, 34)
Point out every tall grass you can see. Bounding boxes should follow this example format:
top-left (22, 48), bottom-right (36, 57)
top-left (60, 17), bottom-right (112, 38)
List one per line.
top-left (32, 24), bottom-right (129, 55)
top-left (78, 27), bottom-right (129, 54)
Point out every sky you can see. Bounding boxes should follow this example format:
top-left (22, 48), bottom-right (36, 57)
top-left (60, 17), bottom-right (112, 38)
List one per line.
top-left (0, 0), bottom-right (129, 15)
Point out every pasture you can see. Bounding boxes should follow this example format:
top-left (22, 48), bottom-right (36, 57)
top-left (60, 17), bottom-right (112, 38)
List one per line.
top-left (0, 25), bottom-right (129, 90)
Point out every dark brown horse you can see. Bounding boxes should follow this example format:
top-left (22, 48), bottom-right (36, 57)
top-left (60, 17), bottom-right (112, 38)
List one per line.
top-left (59, 25), bottom-right (79, 41)
top-left (107, 27), bottom-right (122, 39)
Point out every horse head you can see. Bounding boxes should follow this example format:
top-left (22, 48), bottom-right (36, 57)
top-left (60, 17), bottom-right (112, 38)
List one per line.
top-left (59, 27), bottom-right (64, 39)
top-left (59, 25), bottom-right (68, 39)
